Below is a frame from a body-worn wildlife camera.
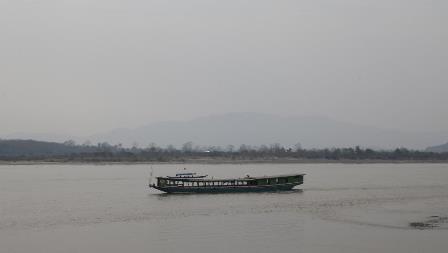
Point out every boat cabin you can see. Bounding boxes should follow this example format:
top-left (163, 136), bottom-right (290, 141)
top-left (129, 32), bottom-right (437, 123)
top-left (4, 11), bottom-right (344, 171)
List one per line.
top-left (156, 174), bottom-right (304, 188)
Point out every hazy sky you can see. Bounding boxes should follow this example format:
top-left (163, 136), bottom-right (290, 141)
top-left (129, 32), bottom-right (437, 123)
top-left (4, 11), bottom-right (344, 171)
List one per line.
top-left (1, 0), bottom-right (447, 136)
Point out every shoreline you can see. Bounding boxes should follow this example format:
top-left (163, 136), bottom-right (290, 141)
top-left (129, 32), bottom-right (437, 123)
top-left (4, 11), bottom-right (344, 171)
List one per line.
top-left (1, 158), bottom-right (448, 165)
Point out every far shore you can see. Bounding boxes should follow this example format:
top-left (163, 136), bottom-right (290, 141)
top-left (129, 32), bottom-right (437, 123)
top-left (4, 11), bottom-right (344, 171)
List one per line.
top-left (1, 158), bottom-right (448, 165)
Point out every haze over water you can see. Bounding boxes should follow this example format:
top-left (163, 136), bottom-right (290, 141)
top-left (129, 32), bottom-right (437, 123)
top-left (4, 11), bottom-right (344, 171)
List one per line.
top-left (2, 0), bottom-right (447, 252)
top-left (1, 163), bottom-right (448, 253)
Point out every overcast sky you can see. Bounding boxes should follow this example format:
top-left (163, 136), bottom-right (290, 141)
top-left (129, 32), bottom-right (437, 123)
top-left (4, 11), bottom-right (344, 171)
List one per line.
top-left (1, 0), bottom-right (447, 136)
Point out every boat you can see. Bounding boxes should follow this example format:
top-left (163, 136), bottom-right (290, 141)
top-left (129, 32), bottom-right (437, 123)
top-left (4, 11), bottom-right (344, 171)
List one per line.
top-left (149, 173), bottom-right (305, 193)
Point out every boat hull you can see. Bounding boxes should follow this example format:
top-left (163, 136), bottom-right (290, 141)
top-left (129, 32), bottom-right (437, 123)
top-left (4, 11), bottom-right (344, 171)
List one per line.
top-left (151, 183), bottom-right (302, 194)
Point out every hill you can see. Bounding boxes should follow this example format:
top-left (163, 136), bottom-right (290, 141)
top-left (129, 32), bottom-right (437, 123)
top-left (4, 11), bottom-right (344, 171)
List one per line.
top-left (0, 139), bottom-right (96, 157)
top-left (426, 142), bottom-right (448, 153)
top-left (86, 112), bottom-right (447, 149)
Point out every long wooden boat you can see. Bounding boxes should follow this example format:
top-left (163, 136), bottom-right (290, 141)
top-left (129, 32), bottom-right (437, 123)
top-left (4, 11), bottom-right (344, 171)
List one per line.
top-left (149, 173), bottom-right (305, 193)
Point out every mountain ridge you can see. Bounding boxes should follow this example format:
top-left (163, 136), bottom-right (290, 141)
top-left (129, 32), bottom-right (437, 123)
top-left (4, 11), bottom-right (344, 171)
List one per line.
top-left (86, 112), bottom-right (446, 149)
top-left (3, 113), bottom-right (447, 149)
top-left (426, 142), bottom-right (448, 153)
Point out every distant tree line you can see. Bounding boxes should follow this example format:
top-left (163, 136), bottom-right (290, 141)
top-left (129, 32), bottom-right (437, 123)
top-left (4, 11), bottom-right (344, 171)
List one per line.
top-left (1, 139), bottom-right (448, 162)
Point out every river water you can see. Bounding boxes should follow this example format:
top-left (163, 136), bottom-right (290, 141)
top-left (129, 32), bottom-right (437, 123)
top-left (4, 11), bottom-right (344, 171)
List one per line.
top-left (1, 163), bottom-right (448, 253)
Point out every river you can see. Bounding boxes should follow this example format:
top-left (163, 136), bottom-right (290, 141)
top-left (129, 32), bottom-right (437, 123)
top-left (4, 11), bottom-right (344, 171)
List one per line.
top-left (1, 163), bottom-right (448, 252)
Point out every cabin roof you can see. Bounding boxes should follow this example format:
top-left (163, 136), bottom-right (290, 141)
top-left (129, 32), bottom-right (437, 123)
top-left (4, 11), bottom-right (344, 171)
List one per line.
top-left (250, 173), bottom-right (306, 179)
top-left (175, 173), bottom-right (196, 176)
top-left (156, 173), bottom-right (305, 182)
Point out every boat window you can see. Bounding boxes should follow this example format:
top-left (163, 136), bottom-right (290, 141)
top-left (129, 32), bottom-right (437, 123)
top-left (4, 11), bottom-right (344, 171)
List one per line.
top-left (287, 177), bottom-right (296, 183)
top-left (158, 179), bottom-right (166, 186)
top-left (257, 179), bottom-right (267, 185)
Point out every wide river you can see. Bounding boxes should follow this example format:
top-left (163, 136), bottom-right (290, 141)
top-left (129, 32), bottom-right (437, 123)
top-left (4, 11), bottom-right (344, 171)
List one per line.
top-left (1, 163), bottom-right (448, 253)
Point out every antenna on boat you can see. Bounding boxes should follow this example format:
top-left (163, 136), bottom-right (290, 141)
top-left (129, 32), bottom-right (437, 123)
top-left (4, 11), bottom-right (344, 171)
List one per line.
top-left (148, 165), bottom-right (154, 187)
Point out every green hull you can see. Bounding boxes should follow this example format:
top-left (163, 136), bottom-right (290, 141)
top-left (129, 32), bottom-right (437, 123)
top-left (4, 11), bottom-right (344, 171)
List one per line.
top-left (152, 183), bottom-right (302, 194)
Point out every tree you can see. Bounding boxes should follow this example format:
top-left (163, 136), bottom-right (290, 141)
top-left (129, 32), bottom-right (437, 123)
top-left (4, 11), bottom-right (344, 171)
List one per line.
top-left (82, 140), bottom-right (92, 147)
top-left (226, 145), bottom-right (235, 153)
top-left (239, 144), bottom-right (249, 152)
top-left (270, 143), bottom-right (283, 153)
top-left (166, 144), bottom-right (176, 153)
top-left (63, 140), bottom-right (76, 147)
top-left (258, 145), bottom-right (269, 153)
top-left (294, 142), bottom-right (302, 152)
top-left (131, 142), bottom-right (140, 153)
top-left (182, 141), bottom-right (194, 152)
top-left (147, 142), bottom-right (160, 152)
